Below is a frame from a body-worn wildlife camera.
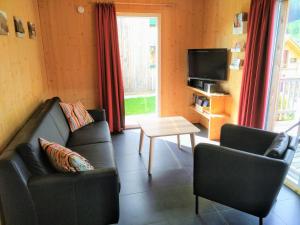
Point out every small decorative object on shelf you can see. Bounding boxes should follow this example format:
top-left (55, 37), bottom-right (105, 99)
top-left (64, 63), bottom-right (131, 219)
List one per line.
top-left (229, 58), bottom-right (244, 70)
top-left (0, 10), bottom-right (9, 35)
top-left (233, 12), bottom-right (248, 35)
top-left (231, 41), bottom-right (246, 52)
top-left (14, 16), bottom-right (25, 38)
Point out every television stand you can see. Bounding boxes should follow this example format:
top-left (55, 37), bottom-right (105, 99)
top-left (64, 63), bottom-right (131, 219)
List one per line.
top-left (188, 86), bottom-right (231, 140)
top-left (188, 79), bottom-right (218, 93)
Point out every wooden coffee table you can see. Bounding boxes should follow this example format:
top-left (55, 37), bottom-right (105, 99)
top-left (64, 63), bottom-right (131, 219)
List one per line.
top-left (138, 116), bottom-right (200, 175)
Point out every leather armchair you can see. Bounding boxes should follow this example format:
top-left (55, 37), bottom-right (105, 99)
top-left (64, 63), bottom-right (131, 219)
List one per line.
top-left (193, 124), bottom-right (298, 225)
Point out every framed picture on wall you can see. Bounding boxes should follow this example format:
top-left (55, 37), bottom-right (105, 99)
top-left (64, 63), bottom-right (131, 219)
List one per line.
top-left (0, 10), bottom-right (9, 35)
top-left (233, 12), bottom-right (248, 35)
top-left (13, 16), bottom-right (25, 38)
top-left (27, 22), bottom-right (36, 39)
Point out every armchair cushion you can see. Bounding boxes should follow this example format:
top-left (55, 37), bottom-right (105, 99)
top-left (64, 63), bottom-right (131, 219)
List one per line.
top-left (264, 132), bottom-right (289, 159)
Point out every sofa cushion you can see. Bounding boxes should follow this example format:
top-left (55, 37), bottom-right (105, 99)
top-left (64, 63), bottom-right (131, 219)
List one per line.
top-left (39, 138), bottom-right (94, 172)
top-left (71, 142), bottom-right (116, 169)
top-left (67, 121), bottom-right (111, 147)
top-left (264, 132), bottom-right (289, 159)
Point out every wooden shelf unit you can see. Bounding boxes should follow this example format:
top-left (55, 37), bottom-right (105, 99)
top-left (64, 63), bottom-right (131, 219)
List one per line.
top-left (188, 86), bottom-right (230, 140)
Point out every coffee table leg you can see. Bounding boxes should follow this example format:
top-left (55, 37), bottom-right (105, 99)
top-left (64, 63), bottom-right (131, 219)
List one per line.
top-left (148, 137), bottom-right (154, 175)
top-left (139, 129), bottom-right (144, 155)
top-left (177, 135), bottom-right (181, 150)
top-left (190, 133), bottom-right (195, 153)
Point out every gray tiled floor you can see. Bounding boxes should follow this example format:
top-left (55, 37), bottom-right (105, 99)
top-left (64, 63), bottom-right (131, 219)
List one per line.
top-left (112, 126), bottom-right (300, 225)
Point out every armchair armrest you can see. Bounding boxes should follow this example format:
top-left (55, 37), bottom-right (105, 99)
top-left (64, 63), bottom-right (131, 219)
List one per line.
top-left (28, 168), bottom-right (119, 225)
top-left (194, 143), bottom-right (289, 217)
top-left (220, 124), bottom-right (277, 155)
top-left (88, 109), bottom-right (106, 121)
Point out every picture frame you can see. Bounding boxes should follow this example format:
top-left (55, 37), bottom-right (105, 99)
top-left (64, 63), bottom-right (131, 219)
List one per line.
top-left (0, 10), bottom-right (9, 35)
top-left (229, 58), bottom-right (244, 70)
top-left (13, 16), bottom-right (25, 38)
top-left (231, 41), bottom-right (246, 52)
top-left (27, 22), bottom-right (36, 39)
top-left (233, 12), bottom-right (248, 35)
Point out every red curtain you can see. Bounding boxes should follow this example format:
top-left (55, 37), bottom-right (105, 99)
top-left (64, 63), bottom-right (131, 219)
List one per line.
top-left (96, 3), bottom-right (125, 132)
top-left (238, 0), bottom-right (276, 128)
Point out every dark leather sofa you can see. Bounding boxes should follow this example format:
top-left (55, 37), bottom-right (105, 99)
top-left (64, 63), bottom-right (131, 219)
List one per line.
top-left (194, 124), bottom-right (298, 225)
top-left (0, 97), bottom-right (119, 225)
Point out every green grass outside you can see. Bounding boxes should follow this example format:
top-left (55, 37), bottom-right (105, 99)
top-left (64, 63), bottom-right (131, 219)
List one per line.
top-left (125, 96), bottom-right (156, 115)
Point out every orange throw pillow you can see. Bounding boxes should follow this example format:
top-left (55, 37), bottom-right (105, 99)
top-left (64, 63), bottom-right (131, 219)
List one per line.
top-left (59, 101), bottom-right (94, 132)
top-left (39, 138), bottom-right (94, 173)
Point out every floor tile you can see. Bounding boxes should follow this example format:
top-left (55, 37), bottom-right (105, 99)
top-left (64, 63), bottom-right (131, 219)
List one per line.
top-left (119, 170), bottom-right (151, 195)
top-left (118, 192), bottom-right (166, 225)
top-left (272, 198), bottom-right (300, 225)
top-left (220, 210), bottom-right (257, 225)
top-left (116, 154), bottom-right (146, 174)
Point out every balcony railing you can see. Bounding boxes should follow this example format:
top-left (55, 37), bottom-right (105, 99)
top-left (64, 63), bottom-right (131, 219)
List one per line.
top-left (275, 76), bottom-right (300, 122)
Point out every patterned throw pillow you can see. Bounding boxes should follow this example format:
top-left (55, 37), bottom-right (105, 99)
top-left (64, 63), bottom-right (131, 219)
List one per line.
top-left (39, 138), bottom-right (94, 172)
top-left (59, 101), bottom-right (94, 132)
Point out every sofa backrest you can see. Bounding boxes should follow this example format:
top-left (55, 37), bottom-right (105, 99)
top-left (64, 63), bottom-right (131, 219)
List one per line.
top-left (0, 97), bottom-right (71, 225)
top-left (16, 97), bottom-right (70, 176)
top-left (48, 97), bottom-right (70, 143)
top-left (0, 103), bottom-right (45, 225)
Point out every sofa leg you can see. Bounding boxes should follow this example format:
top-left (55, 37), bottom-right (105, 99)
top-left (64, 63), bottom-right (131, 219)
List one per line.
top-left (195, 195), bottom-right (199, 214)
top-left (259, 217), bottom-right (263, 225)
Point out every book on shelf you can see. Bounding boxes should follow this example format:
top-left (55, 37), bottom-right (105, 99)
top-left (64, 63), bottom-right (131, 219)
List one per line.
top-left (193, 94), bottom-right (210, 107)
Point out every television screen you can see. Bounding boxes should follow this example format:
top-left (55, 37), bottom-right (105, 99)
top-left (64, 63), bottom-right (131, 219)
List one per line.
top-left (188, 49), bottom-right (228, 81)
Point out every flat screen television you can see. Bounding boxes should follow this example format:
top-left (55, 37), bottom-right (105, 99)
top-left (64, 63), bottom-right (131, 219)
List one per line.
top-left (188, 48), bottom-right (228, 81)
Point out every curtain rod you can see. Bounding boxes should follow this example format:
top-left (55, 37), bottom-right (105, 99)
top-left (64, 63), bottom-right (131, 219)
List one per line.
top-left (89, 1), bottom-right (175, 7)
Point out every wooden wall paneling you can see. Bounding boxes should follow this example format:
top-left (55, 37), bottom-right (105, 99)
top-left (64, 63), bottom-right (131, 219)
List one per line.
top-left (38, 0), bottom-right (99, 107)
top-left (210, 96), bottom-right (227, 114)
top-left (0, 0), bottom-right (47, 152)
top-left (38, 0), bottom-right (205, 122)
top-left (201, 0), bottom-right (251, 124)
top-left (38, 0), bottom-right (250, 127)
top-left (209, 116), bottom-right (226, 140)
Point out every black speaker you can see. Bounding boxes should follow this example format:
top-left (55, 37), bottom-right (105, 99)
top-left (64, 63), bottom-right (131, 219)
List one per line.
top-left (188, 79), bottom-right (205, 89)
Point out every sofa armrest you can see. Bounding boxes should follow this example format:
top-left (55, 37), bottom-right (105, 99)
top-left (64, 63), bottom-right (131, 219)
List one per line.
top-left (88, 109), bottom-right (106, 121)
top-left (194, 143), bottom-right (289, 217)
top-left (220, 124), bottom-right (277, 155)
top-left (28, 168), bottom-right (119, 225)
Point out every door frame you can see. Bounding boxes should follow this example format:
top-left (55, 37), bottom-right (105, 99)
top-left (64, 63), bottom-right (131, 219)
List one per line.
top-left (117, 13), bottom-right (162, 117)
top-left (265, 1), bottom-right (289, 131)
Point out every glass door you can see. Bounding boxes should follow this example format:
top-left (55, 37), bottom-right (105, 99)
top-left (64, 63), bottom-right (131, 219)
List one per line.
top-left (266, 0), bottom-right (300, 192)
top-left (117, 15), bottom-right (160, 128)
